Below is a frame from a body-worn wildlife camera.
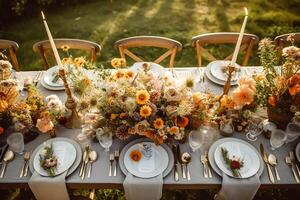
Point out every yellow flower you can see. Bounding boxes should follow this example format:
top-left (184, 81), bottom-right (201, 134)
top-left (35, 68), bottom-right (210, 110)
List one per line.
top-left (111, 113), bottom-right (118, 120)
top-left (0, 100), bottom-right (8, 112)
top-left (114, 70), bottom-right (124, 79)
top-left (74, 57), bottom-right (86, 68)
top-left (136, 90), bottom-right (150, 105)
top-left (61, 45), bottom-right (70, 52)
top-left (125, 70), bottom-right (134, 79)
top-left (153, 118), bottom-right (164, 129)
top-left (119, 58), bottom-right (126, 67)
top-left (111, 58), bottom-right (121, 68)
top-left (192, 92), bottom-right (202, 105)
top-left (62, 57), bottom-right (73, 65)
top-left (168, 126), bottom-right (179, 135)
top-left (140, 105), bottom-right (152, 117)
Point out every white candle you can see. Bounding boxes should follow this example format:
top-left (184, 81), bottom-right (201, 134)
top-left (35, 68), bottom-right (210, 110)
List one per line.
top-left (41, 11), bottom-right (63, 69)
top-left (230, 8), bottom-right (248, 67)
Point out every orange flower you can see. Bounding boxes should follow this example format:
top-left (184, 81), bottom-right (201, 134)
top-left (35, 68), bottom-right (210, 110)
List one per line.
top-left (111, 58), bottom-right (121, 68)
top-left (176, 116), bottom-right (189, 128)
top-left (130, 150), bottom-right (142, 162)
top-left (153, 118), bottom-right (164, 129)
top-left (136, 90), bottom-right (150, 105)
top-left (144, 130), bottom-right (155, 139)
top-left (114, 70), bottom-right (124, 79)
top-left (0, 100), bottom-right (8, 112)
top-left (0, 127), bottom-right (3, 135)
top-left (232, 85), bottom-right (255, 107)
top-left (154, 135), bottom-right (164, 145)
top-left (168, 126), bottom-right (179, 135)
top-left (110, 113), bottom-right (118, 120)
top-left (268, 96), bottom-right (277, 107)
top-left (125, 70), bottom-right (134, 79)
top-left (120, 113), bottom-right (127, 119)
top-left (140, 105), bottom-right (152, 117)
top-left (289, 84), bottom-right (300, 96)
top-left (192, 92), bottom-right (202, 105)
top-left (119, 58), bottom-right (126, 67)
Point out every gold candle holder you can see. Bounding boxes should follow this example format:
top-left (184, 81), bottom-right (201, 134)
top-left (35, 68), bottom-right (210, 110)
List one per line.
top-left (220, 64), bottom-right (235, 99)
top-left (59, 68), bottom-right (83, 129)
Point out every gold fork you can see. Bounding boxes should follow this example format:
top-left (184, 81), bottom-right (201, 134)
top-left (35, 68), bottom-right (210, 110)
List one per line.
top-left (200, 155), bottom-right (208, 178)
top-left (109, 154), bottom-right (114, 177)
top-left (286, 156), bottom-right (300, 183)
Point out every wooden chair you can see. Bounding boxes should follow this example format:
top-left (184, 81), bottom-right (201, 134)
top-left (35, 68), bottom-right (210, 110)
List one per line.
top-left (33, 38), bottom-right (101, 69)
top-left (114, 36), bottom-right (182, 68)
top-left (191, 32), bottom-right (259, 66)
top-left (274, 33), bottom-right (300, 55)
top-left (0, 39), bottom-right (20, 71)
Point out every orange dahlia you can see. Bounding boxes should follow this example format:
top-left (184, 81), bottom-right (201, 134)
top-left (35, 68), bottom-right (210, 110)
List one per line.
top-left (153, 118), bottom-right (164, 129)
top-left (176, 116), bottom-right (189, 128)
top-left (140, 105), bottom-right (152, 117)
top-left (136, 90), bottom-right (150, 105)
top-left (268, 96), bottom-right (277, 107)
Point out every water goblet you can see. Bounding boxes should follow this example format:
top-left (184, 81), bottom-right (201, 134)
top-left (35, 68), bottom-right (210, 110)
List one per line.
top-left (270, 129), bottom-right (287, 149)
top-left (96, 128), bottom-right (112, 152)
top-left (189, 130), bottom-right (202, 152)
top-left (7, 132), bottom-right (24, 154)
top-left (245, 117), bottom-right (263, 141)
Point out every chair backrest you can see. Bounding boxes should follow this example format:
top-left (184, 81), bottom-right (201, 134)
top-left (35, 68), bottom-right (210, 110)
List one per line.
top-left (191, 32), bottom-right (259, 66)
top-left (274, 33), bottom-right (300, 56)
top-left (33, 38), bottom-right (101, 69)
top-left (0, 39), bottom-right (20, 71)
top-left (114, 36), bottom-right (182, 68)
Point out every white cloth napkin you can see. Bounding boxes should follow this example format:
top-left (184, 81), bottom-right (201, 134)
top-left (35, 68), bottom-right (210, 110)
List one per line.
top-left (123, 173), bottom-right (163, 200)
top-left (28, 170), bottom-right (70, 200)
top-left (215, 172), bottom-right (260, 200)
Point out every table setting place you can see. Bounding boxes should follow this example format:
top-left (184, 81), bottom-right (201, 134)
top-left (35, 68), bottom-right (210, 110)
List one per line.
top-left (1, 8), bottom-right (300, 200)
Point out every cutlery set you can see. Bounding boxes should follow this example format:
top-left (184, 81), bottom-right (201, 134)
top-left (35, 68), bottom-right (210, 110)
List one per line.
top-left (172, 144), bottom-right (193, 181)
top-left (201, 151), bottom-right (212, 179)
top-left (109, 150), bottom-right (119, 177)
top-left (79, 145), bottom-right (98, 180)
top-left (19, 151), bottom-right (31, 178)
top-left (260, 143), bottom-right (278, 183)
top-left (33, 71), bottom-right (43, 86)
top-left (285, 151), bottom-right (300, 183)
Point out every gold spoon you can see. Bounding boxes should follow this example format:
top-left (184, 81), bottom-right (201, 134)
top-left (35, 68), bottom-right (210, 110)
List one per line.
top-left (87, 151), bottom-right (98, 178)
top-left (0, 150), bottom-right (14, 178)
top-left (181, 152), bottom-right (192, 181)
top-left (19, 151), bottom-right (30, 178)
top-left (268, 154), bottom-right (280, 181)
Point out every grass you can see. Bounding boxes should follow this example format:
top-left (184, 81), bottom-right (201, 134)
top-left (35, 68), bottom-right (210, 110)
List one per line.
top-left (0, 0), bottom-right (299, 71)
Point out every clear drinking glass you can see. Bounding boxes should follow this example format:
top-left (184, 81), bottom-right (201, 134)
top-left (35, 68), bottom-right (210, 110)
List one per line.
top-left (96, 128), bottom-right (112, 152)
top-left (246, 117), bottom-right (263, 141)
top-left (270, 129), bottom-right (287, 149)
top-left (7, 132), bottom-right (24, 154)
top-left (189, 130), bottom-right (202, 152)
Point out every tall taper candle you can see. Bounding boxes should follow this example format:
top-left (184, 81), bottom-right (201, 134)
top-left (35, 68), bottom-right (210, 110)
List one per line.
top-left (230, 8), bottom-right (248, 66)
top-left (41, 11), bottom-right (63, 69)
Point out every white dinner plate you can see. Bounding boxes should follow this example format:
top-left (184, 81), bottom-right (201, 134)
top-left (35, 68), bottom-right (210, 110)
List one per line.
top-left (214, 140), bottom-right (260, 179)
top-left (130, 62), bottom-right (166, 76)
top-left (43, 66), bottom-right (64, 87)
top-left (208, 137), bottom-right (264, 178)
top-left (205, 61), bottom-right (238, 86)
top-left (124, 142), bottom-right (169, 178)
top-left (209, 60), bottom-right (240, 82)
top-left (41, 76), bottom-right (65, 91)
top-left (33, 140), bottom-right (77, 177)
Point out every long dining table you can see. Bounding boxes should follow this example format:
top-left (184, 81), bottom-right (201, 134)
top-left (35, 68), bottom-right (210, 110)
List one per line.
top-left (0, 67), bottom-right (299, 191)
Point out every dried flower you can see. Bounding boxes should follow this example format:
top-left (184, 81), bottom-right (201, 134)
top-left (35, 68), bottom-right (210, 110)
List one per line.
top-left (136, 90), bottom-right (150, 105)
top-left (116, 125), bottom-right (130, 140)
top-left (140, 105), bottom-right (152, 118)
top-left (36, 117), bottom-right (54, 133)
top-left (61, 45), bottom-right (70, 52)
top-left (164, 87), bottom-right (181, 102)
top-left (74, 57), bottom-right (86, 68)
top-left (153, 118), bottom-right (164, 129)
top-left (232, 85), bottom-right (255, 108)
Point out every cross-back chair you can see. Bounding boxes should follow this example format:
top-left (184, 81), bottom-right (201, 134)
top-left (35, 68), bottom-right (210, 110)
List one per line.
top-left (0, 39), bottom-right (20, 71)
top-left (274, 33), bottom-right (300, 57)
top-left (114, 36), bottom-right (182, 68)
top-left (191, 32), bottom-right (259, 67)
top-left (33, 38), bottom-right (101, 69)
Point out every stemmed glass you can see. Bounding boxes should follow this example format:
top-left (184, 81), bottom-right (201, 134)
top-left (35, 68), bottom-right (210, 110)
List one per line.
top-left (6, 132), bottom-right (24, 155)
top-left (189, 130), bottom-right (202, 152)
top-left (270, 129), bottom-right (287, 150)
top-left (245, 117), bottom-right (263, 141)
top-left (96, 128), bottom-right (112, 152)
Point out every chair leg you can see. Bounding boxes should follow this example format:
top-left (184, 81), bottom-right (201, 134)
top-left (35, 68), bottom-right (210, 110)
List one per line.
top-left (8, 47), bottom-right (20, 71)
top-left (196, 42), bottom-right (202, 67)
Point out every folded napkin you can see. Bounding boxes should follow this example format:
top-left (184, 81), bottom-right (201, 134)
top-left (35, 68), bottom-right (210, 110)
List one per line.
top-left (215, 172), bottom-right (260, 200)
top-left (28, 170), bottom-right (70, 200)
top-left (123, 173), bottom-right (163, 200)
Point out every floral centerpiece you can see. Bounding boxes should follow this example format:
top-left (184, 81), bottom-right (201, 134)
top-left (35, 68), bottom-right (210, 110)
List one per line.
top-left (255, 36), bottom-right (300, 129)
top-left (79, 61), bottom-right (212, 145)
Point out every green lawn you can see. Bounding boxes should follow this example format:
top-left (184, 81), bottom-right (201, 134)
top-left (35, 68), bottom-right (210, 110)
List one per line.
top-left (1, 0), bottom-right (300, 71)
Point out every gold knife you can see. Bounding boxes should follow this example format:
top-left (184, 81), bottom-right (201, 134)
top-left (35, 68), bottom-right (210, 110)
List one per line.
top-left (260, 143), bottom-right (275, 183)
top-left (80, 145), bottom-right (89, 177)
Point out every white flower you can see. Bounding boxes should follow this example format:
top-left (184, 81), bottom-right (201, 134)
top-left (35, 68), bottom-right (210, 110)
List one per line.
top-left (125, 98), bottom-right (137, 113)
top-left (84, 113), bottom-right (99, 124)
top-left (24, 77), bottom-right (33, 86)
top-left (177, 101), bottom-right (193, 116)
top-left (46, 95), bottom-right (63, 112)
top-left (0, 60), bottom-right (12, 70)
top-left (164, 87), bottom-right (181, 102)
top-left (46, 94), bottom-right (60, 102)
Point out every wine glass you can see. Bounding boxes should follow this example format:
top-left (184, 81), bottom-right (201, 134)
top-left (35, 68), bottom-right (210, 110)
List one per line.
top-left (7, 132), bottom-right (24, 154)
top-left (270, 129), bottom-right (287, 149)
top-left (189, 126), bottom-right (220, 152)
top-left (96, 128), bottom-right (112, 152)
top-left (245, 117), bottom-right (263, 141)
top-left (189, 130), bottom-right (202, 152)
